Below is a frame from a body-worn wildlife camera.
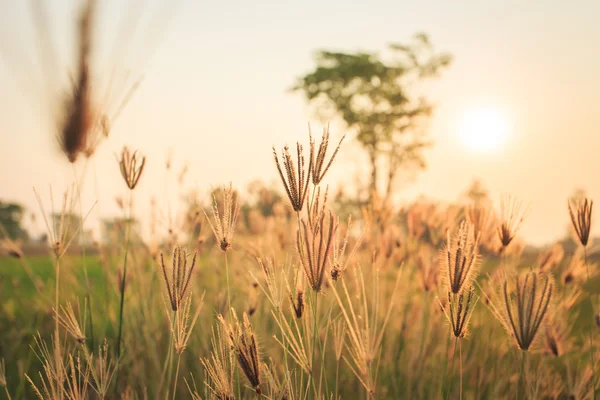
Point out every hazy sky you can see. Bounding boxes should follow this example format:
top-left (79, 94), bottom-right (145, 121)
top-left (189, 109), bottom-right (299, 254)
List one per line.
top-left (1, 0), bottom-right (599, 245)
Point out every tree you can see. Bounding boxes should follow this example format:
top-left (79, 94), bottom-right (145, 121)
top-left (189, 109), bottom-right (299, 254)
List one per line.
top-left (292, 33), bottom-right (451, 202)
top-left (0, 201), bottom-right (29, 240)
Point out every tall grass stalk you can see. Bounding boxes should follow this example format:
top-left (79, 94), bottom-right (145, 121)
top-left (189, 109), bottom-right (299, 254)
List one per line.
top-left (445, 337), bottom-right (458, 400)
top-left (309, 290), bottom-right (319, 399)
top-left (72, 162), bottom-right (95, 350)
top-left (171, 353), bottom-right (182, 400)
top-left (584, 247), bottom-right (597, 399)
top-left (115, 189), bottom-right (133, 391)
top-left (518, 350), bottom-right (527, 399)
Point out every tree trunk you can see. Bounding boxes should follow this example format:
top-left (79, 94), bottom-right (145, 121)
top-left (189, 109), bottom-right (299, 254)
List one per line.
top-left (369, 147), bottom-right (378, 202)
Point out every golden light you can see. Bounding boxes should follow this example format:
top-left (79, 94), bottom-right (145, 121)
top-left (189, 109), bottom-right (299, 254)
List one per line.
top-left (458, 107), bottom-right (512, 153)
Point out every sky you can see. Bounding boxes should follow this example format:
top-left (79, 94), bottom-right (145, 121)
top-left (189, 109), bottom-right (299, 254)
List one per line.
top-left (0, 0), bottom-right (599, 245)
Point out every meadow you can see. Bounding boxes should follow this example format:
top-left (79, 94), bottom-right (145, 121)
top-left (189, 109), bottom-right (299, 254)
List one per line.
top-left (1, 128), bottom-right (599, 400)
top-left (1, 2), bottom-right (598, 399)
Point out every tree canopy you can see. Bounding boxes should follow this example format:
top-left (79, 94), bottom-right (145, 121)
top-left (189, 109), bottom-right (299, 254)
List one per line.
top-left (293, 33), bottom-right (451, 202)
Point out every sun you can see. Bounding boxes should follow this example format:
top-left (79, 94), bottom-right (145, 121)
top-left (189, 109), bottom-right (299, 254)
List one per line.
top-left (458, 107), bottom-right (512, 153)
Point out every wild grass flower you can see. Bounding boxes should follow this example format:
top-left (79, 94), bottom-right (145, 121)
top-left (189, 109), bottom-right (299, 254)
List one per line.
top-left (330, 263), bottom-right (403, 396)
top-left (502, 272), bottom-right (553, 351)
top-left (219, 311), bottom-right (262, 395)
top-left (309, 124), bottom-right (345, 185)
top-left (273, 143), bottom-right (312, 212)
top-left (64, 354), bottom-right (91, 400)
top-left (306, 185), bottom-right (328, 231)
top-left (251, 256), bottom-right (285, 310)
top-left (55, 302), bottom-right (86, 344)
top-left (159, 247), bottom-right (198, 311)
top-left (442, 221), bottom-right (480, 294)
top-left (87, 339), bottom-right (117, 399)
top-left (296, 211), bottom-right (338, 292)
top-left (200, 324), bottom-right (235, 400)
top-left (203, 183), bottom-right (240, 251)
top-left (118, 147), bottom-right (146, 190)
top-left (497, 195), bottom-right (529, 249)
top-left (262, 359), bottom-right (289, 400)
top-left (568, 198), bottom-right (593, 247)
top-left (165, 293), bottom-right (204, 354)
top-left (34, 185), bottom-right (87, 259)
top-left (330, 216), bottom-right (364, 281)
top-left (442, 288), bottom-right (478, 339)
top-left (271, 302), bottom-right (312, 374)
top-left (26, 333), bottom-right (65, 400)
top-left (57, 0), bottom-right (95, 164)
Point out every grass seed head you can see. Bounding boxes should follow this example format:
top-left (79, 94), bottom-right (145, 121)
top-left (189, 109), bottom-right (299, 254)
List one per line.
top-left (502, 272), bottom-right (554, 351)
top-left (568, 197), bottom-right (593, 247)
top-left (203, 183), bottom-right (240, 252)
top-left (296, 211), bottom-right (338, 292)
top-left (272, 142), bottom-right (312, 212)
top-left (159, 246), bottom-right (197, 311)
top-left (308, 124), bottom-right (345, 185)
top-left (118, 146), bottom-right (146, 190)
top-left (442, 221), bottom-right (480, 294)
top-left (497, 194), bottom-right (529, 249)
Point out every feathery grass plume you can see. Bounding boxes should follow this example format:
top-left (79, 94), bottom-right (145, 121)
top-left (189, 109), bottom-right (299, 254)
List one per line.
top-left (165, 292), bottom-right (204, 354)
top-left (330, 216), bottom-right (364, 281)
top-left (219, 311), bottom-right (262, 395)
top-left (537, 243), bottom-right (564, 272)
top-left (442, 221), bottom-right (480, 294)
top-left (57, 0), bottom-right (95, 164)
top-left (441, 287), bottom-right (478, 338)
top-left (330, 263), bottom-right (403, 396)
top-left (55, 302), bottom-right (86, 344)
top-left (159, 246), bottom-right (197, 311)
top-left (568, 197), bottom-right (593, 247)
top-left (271, 291), bottom-right (312, 373)
top-left (562, 249), bottom-right (596, 285)
top-left (262, 359), bottom-right (289, 400)
top-left (34, 185), bottom-right (90, 259)
top-left (501, 272), bottom-right (553, 351)
top-left (272, 142), bottom-right (312, 212)
top-left (87, 339), bottom-right (117, 399)
top-left (200, 323), bottom-right (235, 400)
top-left (64, 354), bottom-right (91, 400)
top-left (203, 183), bottom-right (240, 251)
top-left (465, 203), bottom-right (496, 249)
top-left (308, 124), bottom-right (345, 185)
top-left (296, 211), bottom-right (338, 291)
top-left (497, 194), bottom-right (529, 249)
top-left (118, 146), bottom-right (146, 190)
top-left (306, 185), bottom-right (328, 231)
top-left (251, 256), bottom-right (285, 310)
top-left (26, 333), bottom-right (66, 400)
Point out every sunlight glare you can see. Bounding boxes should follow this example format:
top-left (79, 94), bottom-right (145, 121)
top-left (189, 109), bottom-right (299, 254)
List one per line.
top-left (459, 107), bottom-right (512, 153)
